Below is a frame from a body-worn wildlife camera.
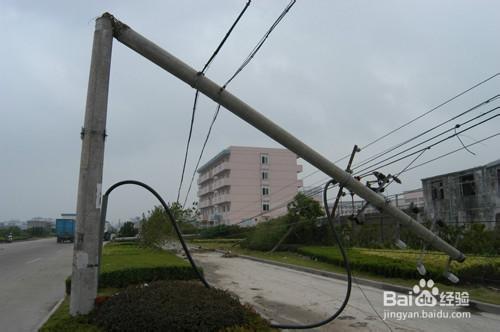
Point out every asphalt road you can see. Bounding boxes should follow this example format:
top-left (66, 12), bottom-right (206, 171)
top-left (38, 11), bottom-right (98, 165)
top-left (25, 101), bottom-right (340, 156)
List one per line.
top-left (0, 238), bottom-right (73, 332)
top-left (194, 252), bottom-right (500, 332)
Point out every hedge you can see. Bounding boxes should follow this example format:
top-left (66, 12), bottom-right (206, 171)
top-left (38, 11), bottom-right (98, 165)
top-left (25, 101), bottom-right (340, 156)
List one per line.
top-left (66, 242), bottom-right (200, 294)
top-left (297, 246), bottom-right (500, 285)
top-left (92, 280), bottom-right (273, 332)
top-left (42, 282), bottom-right (274, 332)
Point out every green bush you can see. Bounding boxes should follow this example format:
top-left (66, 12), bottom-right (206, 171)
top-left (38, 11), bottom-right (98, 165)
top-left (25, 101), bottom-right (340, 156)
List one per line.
top-left (91, 280), bottom-right (272, 332)
top-left (297, 246), bottom-right (500, 285)
top-left (200, 224), bottom-right (253, 239)
top-left (118, 221), bottom-right (138, 237)
top-left (66, 243), bottom-right (200, 294)
top-left (240, 216), bottom-right (289, 251)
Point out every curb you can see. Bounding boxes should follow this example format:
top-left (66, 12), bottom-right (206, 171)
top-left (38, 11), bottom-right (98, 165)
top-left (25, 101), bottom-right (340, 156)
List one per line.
top-left (214, 249), bottom-right (500, 315)
top-left (36, 297), bottom-right (65, 331)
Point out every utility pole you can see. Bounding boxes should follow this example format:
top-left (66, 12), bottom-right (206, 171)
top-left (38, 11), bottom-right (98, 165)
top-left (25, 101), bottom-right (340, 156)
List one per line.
top-left (111, 16), bottom-right (464, 262)
top-left (72, 13), bottom-right (466, 315)
top-left (70, 14), bottom-right (113, 315)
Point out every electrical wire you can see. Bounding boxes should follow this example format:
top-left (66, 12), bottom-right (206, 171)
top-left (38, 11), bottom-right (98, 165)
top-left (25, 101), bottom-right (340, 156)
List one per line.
top-left (265, 179), bottom-right (352, 329)
top-left (355, 112), bottom-right (500, 178)
top-left (353, 106), bottom-right (500, 175)
top-left (104, 179), bottom-right (353, 330)
top-left (403, 131), bottom-right (500, 174)
top-left (102, 180), bottom-right (209, 288)
top-left (233, 88), bottom-right (500, 209)
top-left (223, 0), bottom-right (297, 88)
top-left (182, 104), bottom-right (221, 207)
top-left (176, 0), bottom-right (252, 203)
top-left (353, 95), bottom-right (500, 170)
top-left (181, 0), bottom-right (297, 206)
top-left (357, 72), bottom-right (500, 152)
top-left (454, 127), bottom-right (476, 156)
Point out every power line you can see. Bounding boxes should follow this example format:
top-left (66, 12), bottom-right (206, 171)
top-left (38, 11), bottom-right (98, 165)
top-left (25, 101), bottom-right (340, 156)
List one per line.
top-left (237, 130), bottom-right (500, 225)
top-left (355, 111), bottom-right (500, 178)
top-left (403, 131), bottom-right (500, 174)
top-left (201, 0), bottom-right (252, 74)
top-left (352, 95), bottom-right (500, 171)
top-left (253, 78), bottom-right (500, 199)
top-left (176, 0), bottom-right (252, 203)
top-left (182, 104), bottom-right (221, 207)
top-left (353, 105), bottom-right (500, 175)
top-left (358, 72), bottom-right (500, 152)
top-left (181, 0), bottom-right (297, 206)
top-left (223, 0), bottom-right (297, 88)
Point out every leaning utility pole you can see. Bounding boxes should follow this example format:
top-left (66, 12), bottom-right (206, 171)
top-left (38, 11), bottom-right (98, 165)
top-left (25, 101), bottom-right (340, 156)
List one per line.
top-left (70, 14), bottom-right (113, 315)
top-left (71, 12), bottom-right (465, 315)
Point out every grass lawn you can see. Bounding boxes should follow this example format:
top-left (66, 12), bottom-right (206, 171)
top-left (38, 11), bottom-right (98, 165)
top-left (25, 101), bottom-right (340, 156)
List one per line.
top-left (100, 242), bottom-right (191, 272)
top-left (192, 240), bottom-right (500, 305)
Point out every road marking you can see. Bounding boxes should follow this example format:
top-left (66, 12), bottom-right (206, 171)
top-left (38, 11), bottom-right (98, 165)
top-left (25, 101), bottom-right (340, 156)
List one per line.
top-left (26, 258), bottom-right (41, 264)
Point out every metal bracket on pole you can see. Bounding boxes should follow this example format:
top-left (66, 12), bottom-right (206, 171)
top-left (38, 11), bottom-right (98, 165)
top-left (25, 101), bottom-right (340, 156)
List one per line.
top-left (328, 144), bottom-right (360, 220)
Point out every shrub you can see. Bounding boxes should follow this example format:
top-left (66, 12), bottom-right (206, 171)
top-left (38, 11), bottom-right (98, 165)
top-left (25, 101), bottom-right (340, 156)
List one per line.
top-left (139, 206), bottom-right (174, 248)
top-left (297, 246), bottom-right (500, 285)
top-left (91, 280), bottom-right (272, 332)
top-left (240, 216), bottom-right (289, 251)
top-left (200, 224), bottom-right (252, 239)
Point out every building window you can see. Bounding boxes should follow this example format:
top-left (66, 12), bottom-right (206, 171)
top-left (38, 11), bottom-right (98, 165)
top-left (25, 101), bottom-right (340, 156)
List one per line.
top-left (431, 180), bottom-right (444, 200)
top-left (459, 174), bottom-right (476, 196)
top-left (261, 154), bottom-right (269, 165)
top-left (262, 171), bottom-right (269, 180)
top-left (262, 203), bottom-right (270, 211)
top-left (262, 186), bottom-right (270, 196)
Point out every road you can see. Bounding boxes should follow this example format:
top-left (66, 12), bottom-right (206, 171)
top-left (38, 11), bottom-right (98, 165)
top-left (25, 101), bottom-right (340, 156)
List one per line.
top-left (0, 238), bottom-right (73, 332)
top-left (194, 252), bottom-right (500, 332)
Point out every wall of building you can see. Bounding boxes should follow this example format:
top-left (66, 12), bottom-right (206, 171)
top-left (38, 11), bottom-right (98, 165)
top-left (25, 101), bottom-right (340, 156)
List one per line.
top-left (422, 161), bottom-right (500, 228)
top-left (197, 146), bottom-right (301, 225)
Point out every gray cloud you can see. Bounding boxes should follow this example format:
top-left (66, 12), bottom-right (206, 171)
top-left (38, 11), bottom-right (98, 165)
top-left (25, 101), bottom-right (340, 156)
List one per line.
top-left (1, 0), bottom-right (499, 223)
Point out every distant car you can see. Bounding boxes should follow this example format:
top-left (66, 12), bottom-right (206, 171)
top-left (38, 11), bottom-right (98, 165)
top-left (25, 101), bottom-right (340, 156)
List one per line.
top-left (7, 233), bottom-right (13, 243)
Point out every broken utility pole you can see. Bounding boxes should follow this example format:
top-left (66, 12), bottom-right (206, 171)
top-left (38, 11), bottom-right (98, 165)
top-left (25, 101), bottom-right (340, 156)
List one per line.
top-left (71, 12), bottom-right (465, 315)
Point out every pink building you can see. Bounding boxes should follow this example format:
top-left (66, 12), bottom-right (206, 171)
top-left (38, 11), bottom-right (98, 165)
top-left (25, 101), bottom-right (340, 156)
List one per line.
top-left (197, 146), bottom-right (303, 225)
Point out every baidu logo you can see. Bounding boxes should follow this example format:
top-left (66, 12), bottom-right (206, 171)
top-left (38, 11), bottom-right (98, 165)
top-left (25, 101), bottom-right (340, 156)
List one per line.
top-left (412, 279), bottom-right (439, 307)
top-left (383, 278), bottom-right (469, 308)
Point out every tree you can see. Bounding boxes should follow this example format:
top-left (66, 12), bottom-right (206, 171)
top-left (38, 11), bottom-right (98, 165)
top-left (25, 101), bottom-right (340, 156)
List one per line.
top-left (270, 193), bottom-right (324, 251)
top-left (287, 192), bottom-right (324, 221)
top-left (140, 203), bottom-right (200, 248)
top-left (118, 221), bottom-right (138, 237)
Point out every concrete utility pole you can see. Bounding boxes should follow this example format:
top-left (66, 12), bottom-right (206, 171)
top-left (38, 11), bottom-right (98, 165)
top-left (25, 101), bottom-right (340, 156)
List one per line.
top-left (72, 12), bottom-right (465, 315)
top-left (111, 17), bottom-right (464, 262)
top-left (70, 14), bottom-right (113, 315)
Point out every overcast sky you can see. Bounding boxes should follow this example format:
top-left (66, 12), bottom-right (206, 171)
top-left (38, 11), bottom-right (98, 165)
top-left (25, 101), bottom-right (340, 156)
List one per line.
top-left (1, 0), bottom-right (499, 224)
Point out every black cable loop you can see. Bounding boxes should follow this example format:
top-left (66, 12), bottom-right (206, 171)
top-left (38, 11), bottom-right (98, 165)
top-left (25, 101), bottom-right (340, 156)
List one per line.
top-left (103, 179), bottom-right (352, 329)
top-left (103, 180), bottom-right (209, 288)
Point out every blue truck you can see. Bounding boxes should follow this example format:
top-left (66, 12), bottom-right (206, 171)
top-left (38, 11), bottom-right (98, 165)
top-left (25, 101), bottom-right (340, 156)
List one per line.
top-left (56, 219), bottom-right (75, 243)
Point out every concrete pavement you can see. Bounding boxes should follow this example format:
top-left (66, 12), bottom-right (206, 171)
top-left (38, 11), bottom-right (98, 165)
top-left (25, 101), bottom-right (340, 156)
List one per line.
top-left (194, 252), bottom-right (500, 332)
top-left (0, 238), bottom-right (73, 332)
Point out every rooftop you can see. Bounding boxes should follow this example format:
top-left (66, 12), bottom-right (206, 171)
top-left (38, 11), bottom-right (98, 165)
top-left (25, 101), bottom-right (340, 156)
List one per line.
top-left (421, 158), bottom-right (500, 181)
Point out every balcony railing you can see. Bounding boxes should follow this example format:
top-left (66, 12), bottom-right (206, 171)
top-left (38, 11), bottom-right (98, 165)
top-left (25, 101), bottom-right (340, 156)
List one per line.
top-left (213, 177), bottom-right (230, 190)
top-left (198, 199), bottom-right (213, 209)
top-left (212, 193), bottom-right (230, 205)
top-left (212, 162), bottom-right (230, 176)
top-left (197, 184), bottom-right (213, 196)
top-left (197, 171), bottom-right (212, 184)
